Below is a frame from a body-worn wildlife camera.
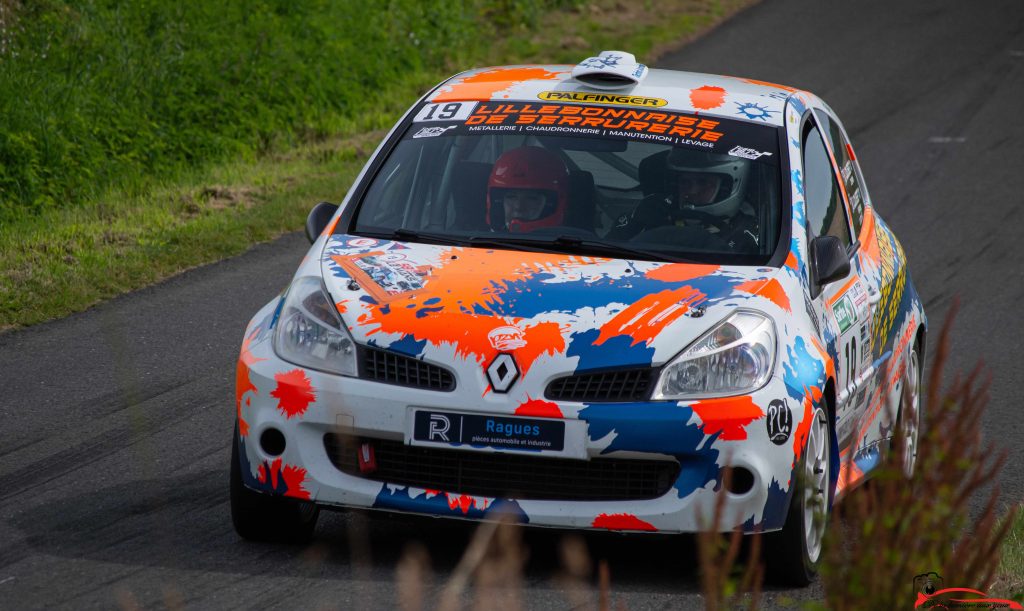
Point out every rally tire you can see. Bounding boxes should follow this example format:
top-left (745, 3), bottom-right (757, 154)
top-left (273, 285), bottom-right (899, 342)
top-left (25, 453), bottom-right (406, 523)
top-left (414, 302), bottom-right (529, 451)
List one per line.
top-left (230, 425), bottom-right (319, 543)
top-left (895, 341), bottom-right (923, 478)
top-left (766, 405), bottom-right (831, 586)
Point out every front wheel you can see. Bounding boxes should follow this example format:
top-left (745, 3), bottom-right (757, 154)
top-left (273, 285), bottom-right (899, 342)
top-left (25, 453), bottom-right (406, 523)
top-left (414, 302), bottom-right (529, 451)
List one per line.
top-left (897, 343), bottom-right (922, 478)
top-left (230, 425), bottom-right (319, 543)
top-left (767, 405), bottom-right (831, 586)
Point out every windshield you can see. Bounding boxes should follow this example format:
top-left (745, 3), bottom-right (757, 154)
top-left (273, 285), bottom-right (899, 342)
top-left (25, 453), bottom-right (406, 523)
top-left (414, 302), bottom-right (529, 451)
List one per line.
top-left (349, 100), bottom-right (783, 264)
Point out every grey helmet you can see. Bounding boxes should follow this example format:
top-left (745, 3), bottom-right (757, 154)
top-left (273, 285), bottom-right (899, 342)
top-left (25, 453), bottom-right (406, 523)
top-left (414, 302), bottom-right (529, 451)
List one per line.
top-left (665, 148), bottom-right (750, 218)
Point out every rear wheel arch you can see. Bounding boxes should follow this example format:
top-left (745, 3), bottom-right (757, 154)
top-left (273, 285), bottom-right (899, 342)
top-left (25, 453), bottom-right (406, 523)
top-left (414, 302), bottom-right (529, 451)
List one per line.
top-left (822, 377), bottom-right (840, 505)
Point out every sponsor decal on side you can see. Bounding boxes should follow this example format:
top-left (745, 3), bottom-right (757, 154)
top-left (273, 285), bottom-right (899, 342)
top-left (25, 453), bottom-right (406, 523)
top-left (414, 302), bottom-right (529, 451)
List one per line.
top-left (538, 90), bottom-right (667, 107)
top-left (766, 398), bottom-right (793, 445)
top-left (833, 294), bottom-right (858, 335)
top-left (841, 160), bottom-right (854, 182)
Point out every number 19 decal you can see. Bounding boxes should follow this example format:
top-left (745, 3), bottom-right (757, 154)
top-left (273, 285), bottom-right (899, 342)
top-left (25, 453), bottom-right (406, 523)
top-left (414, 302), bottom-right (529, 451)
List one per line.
top-left (413, 101), bottom-right (478, 123)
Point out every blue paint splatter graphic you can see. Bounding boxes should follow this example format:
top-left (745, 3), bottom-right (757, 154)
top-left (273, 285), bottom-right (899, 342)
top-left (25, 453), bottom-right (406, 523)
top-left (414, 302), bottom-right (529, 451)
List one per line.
top-left (373, 487), bottom-right (529, 522)
top-left (782, 336), bottom-right (826, 402)
top-left (735, 102), bottom-right (776, 121)
top-left (579, 401), bottom-right (720, 498)
top-left (567, 329), bottom-right (656, 370)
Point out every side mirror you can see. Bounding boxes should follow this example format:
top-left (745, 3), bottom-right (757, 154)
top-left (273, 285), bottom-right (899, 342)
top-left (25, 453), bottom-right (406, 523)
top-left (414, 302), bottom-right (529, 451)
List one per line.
top-left (811, 235), bottom-right (850, 288)
top-left (305, 202), bottom-right (339, 243)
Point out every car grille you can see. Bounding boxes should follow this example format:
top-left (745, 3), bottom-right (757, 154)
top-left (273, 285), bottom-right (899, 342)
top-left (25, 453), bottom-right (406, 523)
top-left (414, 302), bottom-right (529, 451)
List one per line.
top-left (359, 347), bottom-right (455, 391)
top-left (546, 368), bottom-right (654, 402)
top-left (323, 434), bottom-right (679, 501)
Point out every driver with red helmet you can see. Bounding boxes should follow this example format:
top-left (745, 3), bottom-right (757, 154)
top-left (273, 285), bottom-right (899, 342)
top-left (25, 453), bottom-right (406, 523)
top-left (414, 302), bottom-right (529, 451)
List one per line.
top-left (486, 146), bottom-right (569, 233)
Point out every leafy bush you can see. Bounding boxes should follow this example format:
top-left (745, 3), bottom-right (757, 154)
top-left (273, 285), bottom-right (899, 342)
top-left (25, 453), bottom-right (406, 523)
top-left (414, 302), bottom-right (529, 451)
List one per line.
top-left (817, 307), bottom-right (1015, 609)
top-left (0, 0), bottom-right (582, 222)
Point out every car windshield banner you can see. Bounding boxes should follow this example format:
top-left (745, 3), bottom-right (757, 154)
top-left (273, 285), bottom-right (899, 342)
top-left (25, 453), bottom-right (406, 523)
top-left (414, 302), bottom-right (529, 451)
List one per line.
top-left (411, 100), bottom-right (779, 160)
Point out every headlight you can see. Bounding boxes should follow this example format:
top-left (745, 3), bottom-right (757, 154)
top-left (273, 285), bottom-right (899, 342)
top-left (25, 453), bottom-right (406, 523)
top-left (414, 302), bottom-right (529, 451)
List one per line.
top-left (273, 276), bottom-right (357, 376)
top-left (652, 310), bottom-right (776, 399)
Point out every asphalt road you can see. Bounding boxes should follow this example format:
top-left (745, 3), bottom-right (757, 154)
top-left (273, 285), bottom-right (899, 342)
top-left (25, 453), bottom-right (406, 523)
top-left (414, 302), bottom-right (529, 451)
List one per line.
top-left (2, 1), bottom-right (1023, 608)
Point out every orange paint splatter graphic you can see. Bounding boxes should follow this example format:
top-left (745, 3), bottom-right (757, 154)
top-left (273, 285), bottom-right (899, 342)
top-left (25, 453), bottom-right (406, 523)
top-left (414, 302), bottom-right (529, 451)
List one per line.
top-left (792, 386), bottom-right (821, 461)
top-left (270, 369), bottom-right (317, 419)
top-left (689, 85), bottom-right (727, 110)
top-left (592, 513), bottom-right (657, 531)
top-left (432, 67), bottom-right (567, 102)
top-left (595, 285), bottom-right (706, 347)
top-left (235, 329), bottom-right (265, 437)
top-left (258, 458), bottom-right (312, 500)
top-left (644, 263), bottom-right (718, 283)
top-left (736, 278), bottom-right (791, 312)
top-left (784, 251), bottom-right (799, 271)
top-left (858, 207), bottom-right (880, 263)
top-left (691, 396), bottom-right (764, 441)
top-left (515, 398), bottom-right (563, 418)
top-left (446, 493), bottom-right (489, 514)
top-left (739, 78), bottom-right (798, 93)
top-left (350, 248), bottom-right (580, 374)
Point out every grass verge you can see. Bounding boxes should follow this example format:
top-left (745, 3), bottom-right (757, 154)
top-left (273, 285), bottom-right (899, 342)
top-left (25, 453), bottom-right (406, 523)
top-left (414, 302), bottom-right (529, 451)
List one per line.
top-left (0, 0), bottom-right (755, 331)
top-left (994, 510), bottom-right (1024, 600)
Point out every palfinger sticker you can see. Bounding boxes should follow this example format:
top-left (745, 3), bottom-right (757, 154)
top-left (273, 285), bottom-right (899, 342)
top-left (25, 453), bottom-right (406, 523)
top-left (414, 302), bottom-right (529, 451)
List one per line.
top-left (538, 91), bottom-right (667, 107)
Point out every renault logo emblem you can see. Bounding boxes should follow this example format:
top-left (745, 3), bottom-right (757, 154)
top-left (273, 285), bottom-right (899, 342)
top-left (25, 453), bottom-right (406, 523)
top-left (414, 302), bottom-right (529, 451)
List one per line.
top-left (486, 353), bottom-right (519, 393)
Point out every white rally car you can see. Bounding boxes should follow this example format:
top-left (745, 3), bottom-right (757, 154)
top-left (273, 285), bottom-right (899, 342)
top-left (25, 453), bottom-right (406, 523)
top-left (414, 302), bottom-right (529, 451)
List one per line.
top-left (231, 51), bottom-right (925, 584)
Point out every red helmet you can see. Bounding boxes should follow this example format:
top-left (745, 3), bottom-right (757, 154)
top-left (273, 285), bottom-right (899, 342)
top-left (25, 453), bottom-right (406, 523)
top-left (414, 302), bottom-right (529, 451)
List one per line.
top-left (486, 147), bottom-right (569, 233)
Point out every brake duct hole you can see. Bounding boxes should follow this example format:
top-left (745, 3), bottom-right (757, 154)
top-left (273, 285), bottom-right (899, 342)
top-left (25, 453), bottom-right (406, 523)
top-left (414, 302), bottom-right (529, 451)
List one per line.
top-left (725, 467), bottom-right (755, 495)
top-left (260, 428), bottom-right (286, 456)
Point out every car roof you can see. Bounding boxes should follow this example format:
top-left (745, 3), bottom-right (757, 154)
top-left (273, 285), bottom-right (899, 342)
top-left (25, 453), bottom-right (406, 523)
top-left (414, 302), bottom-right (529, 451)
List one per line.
top-left (429, 64), bottom-right (798, 127)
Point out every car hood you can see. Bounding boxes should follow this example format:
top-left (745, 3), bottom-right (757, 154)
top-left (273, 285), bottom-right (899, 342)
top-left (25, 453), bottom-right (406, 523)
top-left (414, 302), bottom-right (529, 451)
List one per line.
top-left (320, 235), bottom-right (793, 373)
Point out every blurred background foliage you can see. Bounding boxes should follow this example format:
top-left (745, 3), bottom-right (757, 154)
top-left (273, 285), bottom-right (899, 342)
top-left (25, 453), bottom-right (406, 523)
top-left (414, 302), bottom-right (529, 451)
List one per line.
top-left (0, 0), bottom-right (583, 222)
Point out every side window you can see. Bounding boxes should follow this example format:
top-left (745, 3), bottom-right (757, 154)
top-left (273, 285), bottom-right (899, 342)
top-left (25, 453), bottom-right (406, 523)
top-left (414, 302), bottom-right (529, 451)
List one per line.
top-left (803, 122), bottom-right (852, 247)
top-left (814, 110), bottom-right (866, 236)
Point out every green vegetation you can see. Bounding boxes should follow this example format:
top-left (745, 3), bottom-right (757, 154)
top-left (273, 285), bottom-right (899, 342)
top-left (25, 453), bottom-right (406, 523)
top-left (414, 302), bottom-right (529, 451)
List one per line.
top-left (0, 0), bottom-right (753, 329)
top-left (0, 0), bottom-right (583, 221)
top-left (995, 509), bottom-right (1024, 600)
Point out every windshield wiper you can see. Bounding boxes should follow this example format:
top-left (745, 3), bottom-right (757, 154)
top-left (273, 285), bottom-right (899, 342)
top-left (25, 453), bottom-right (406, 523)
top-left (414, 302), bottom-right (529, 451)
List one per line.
top-left (481, 234), bottom-right (697, 263)
top-left (361, 228), bottom-right (469, 246)
top-left (466, 235), bottom-right (566, 254)
top-left (366, 230), bottom-right (696, 263)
